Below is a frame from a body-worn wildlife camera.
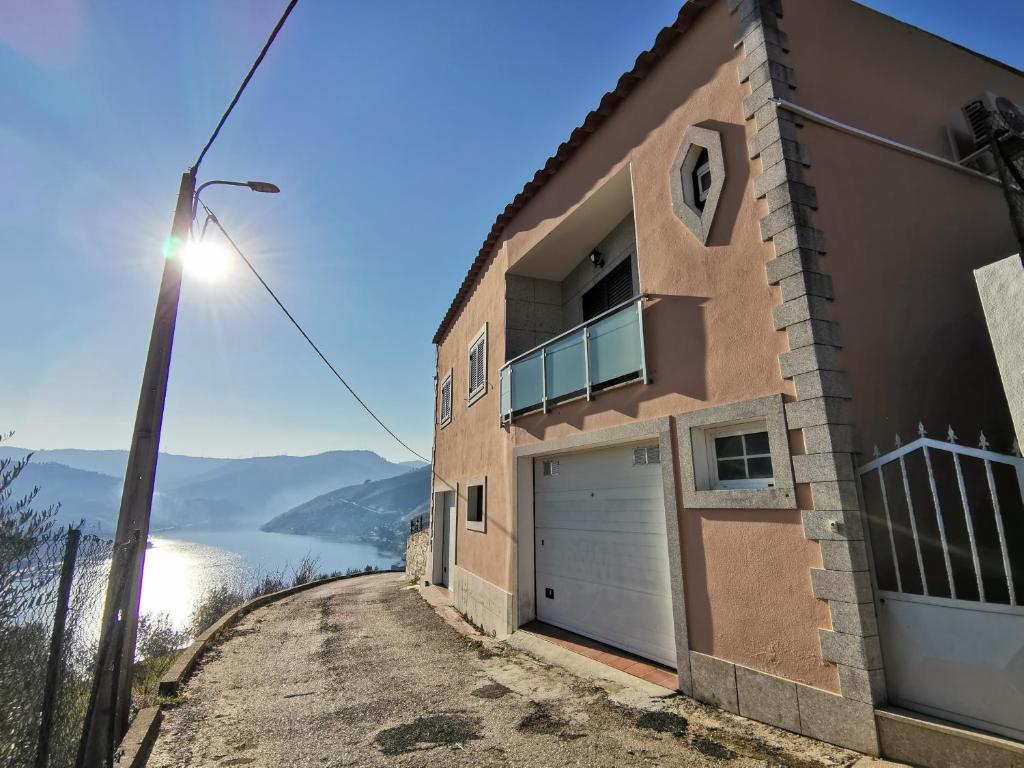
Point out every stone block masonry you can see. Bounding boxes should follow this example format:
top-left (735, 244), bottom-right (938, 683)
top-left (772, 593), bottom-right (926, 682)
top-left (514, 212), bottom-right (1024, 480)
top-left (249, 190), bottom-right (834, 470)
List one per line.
top-left (728, 0), bottom-right (883, 754)
top-left (405, 528), bottom-right (430, 583)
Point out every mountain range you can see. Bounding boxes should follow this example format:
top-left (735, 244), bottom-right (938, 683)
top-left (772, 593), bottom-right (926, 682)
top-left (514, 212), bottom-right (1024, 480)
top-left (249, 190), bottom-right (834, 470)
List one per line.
top-left (2, 445), bottom-right (428, 547)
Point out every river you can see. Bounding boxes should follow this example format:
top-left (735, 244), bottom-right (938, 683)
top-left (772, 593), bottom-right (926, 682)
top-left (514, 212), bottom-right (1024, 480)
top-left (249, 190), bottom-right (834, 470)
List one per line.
top-left (138, 528), bottom-right (399, 630)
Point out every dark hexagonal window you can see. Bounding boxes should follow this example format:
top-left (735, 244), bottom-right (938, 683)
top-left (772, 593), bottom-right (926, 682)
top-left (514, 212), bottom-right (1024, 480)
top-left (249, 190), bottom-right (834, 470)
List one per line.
top-left (670, 126), bottom-right (725, 245)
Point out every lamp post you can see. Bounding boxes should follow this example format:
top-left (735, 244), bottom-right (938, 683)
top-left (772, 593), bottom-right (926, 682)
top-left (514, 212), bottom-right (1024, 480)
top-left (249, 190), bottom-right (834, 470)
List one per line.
top-left (77, 172), bottom-right (279, 768)
top-left (192, 179), bottom-right (281, 222)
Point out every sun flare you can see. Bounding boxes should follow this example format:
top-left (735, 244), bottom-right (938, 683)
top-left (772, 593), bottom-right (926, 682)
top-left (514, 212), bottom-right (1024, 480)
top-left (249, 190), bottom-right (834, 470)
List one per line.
top-left (181, 239), bottom-right (233, 283)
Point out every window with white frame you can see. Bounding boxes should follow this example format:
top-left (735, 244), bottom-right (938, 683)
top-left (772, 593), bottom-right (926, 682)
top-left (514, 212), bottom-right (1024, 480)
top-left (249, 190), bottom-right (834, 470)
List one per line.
top-left (439, 370), bottom-right (453, 427)
top-left (691, 148), bottom-right (712, 212)
top-left (705, 421), bottom-right (774, 489)
top-left (677, 395), bottom-right (795, 509)
top-left (467, 325), bottom-right (487, 405)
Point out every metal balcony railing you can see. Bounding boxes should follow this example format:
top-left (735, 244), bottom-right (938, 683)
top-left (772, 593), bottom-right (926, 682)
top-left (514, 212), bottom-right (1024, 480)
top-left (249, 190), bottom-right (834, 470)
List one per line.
top-left (499, 295), bottom-right (648, 423)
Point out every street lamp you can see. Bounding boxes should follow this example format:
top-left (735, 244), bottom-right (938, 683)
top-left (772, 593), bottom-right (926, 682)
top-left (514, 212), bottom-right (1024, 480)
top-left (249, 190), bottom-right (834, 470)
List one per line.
top-left (191, 178), bottom-right (280, 222)
top-left (186, 180), bottom-right (281, 282)
top-left (79, 169), bottom-right (280, 766)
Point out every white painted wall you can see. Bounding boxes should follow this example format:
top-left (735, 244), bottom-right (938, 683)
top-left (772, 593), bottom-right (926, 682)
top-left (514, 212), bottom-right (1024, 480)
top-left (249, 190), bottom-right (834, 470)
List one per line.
top-left (975, 254), bottom-right (1024, 446)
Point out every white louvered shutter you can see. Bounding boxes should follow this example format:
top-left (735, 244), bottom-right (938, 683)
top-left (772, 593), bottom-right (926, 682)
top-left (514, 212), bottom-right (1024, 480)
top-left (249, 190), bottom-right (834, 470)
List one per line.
top-left (440, 376), bottom-right (452, 423)
top-left (469, 333), bottom-right (486, 396)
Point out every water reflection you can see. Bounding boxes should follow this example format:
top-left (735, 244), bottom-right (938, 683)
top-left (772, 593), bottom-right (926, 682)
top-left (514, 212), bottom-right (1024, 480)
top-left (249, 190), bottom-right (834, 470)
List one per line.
top-left (140, 537), bottom-right (243, 629)
top-left (137, 529), bottom-right (396, 631)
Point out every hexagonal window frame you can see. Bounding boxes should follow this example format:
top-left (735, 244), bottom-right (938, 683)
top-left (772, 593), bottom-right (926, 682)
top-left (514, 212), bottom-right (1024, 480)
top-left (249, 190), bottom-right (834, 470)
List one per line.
top-left (670, 126), bottom-right (725, 245)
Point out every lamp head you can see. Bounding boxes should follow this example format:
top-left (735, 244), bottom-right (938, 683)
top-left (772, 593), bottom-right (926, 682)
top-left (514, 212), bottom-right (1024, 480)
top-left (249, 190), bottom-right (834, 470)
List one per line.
top-left (246, 180), bottom-right (280, 194)
top-left (589, 248), bottom-right (604, 268)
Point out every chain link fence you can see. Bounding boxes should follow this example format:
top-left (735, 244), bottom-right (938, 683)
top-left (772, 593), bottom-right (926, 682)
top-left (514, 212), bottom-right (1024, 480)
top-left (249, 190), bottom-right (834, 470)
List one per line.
top-left (0, 526), bottom-right (114, 768)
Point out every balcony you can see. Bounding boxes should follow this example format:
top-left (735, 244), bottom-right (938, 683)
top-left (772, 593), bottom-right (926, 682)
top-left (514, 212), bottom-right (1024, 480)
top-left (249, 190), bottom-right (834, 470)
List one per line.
top-left (499, 295), bottom-right (648, 423)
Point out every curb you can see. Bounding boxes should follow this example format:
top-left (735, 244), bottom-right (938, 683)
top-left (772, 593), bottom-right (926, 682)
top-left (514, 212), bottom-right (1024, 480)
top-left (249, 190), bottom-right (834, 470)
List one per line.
top-left (112, 706), bottom-right (161, 768)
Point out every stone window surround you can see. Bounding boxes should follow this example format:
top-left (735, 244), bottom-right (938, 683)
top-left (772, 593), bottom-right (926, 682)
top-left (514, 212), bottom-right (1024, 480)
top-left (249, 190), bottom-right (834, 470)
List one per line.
top-left (670, 125), bottom-right (726, 245)
top-left (467, 323), bottom-right (488, 407)
top-left (465, 475), bottom-right (486, 533)
top-left (438, 368), bottom-right (453, 429)
top-left (675, 394), bottom-right (797, 510)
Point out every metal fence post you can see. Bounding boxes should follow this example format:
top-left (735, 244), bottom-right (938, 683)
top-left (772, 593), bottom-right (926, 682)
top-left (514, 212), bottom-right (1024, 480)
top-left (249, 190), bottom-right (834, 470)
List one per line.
top-left (35, 527), bottom-right (82, 768)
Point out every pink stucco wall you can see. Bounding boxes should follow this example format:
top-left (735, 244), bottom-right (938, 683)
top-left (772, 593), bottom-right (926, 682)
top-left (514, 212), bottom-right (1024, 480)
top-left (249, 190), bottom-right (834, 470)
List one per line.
top-left (783, 0), bottom-right (1024, 451)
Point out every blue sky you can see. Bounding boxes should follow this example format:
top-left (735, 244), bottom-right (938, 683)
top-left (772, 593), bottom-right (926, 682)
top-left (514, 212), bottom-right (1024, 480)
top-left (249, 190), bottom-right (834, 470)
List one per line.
top-left (2, 1), bottom-right (1022, 462)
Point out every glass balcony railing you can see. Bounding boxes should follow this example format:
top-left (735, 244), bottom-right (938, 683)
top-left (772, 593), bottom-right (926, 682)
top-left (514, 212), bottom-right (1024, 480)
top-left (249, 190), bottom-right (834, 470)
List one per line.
top-left (499, 296), bottom-right (648, 422)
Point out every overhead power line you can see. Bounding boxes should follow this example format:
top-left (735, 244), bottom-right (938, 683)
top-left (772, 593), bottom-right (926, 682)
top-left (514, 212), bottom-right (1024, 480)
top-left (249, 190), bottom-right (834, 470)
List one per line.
top-left (199, 202), bottom-right (433, 466)
top-left (191, 0), bottom-right (300, 173)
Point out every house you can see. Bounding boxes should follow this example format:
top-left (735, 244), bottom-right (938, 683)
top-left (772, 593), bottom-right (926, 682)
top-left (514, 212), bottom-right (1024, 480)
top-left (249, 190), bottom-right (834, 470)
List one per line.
top-left (425, 0), bottom-right (1024, 763)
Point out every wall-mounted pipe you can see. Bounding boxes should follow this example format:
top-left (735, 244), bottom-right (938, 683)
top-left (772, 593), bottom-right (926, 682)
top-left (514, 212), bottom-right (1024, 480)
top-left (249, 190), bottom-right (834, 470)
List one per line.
top-left (768, 97), bottom-right (1004, 188)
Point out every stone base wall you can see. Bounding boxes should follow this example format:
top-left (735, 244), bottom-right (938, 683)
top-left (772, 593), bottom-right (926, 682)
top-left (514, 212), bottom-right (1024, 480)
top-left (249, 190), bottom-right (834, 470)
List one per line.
top-left (404, 529), bottom-right (430, 583)
top-left (690, 650), bottom-right (877, 754)
top-left (451, 565), bottom-right (514, 638)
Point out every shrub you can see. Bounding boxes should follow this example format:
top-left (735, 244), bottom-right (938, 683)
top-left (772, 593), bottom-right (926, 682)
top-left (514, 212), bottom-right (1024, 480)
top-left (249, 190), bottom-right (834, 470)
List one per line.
top-left (136, 612), bottom-right (190, 662)
top-left (291, 556), bottom-right (320, 587)
top-left (247, 572), bottom-right (286, 600)
top-left (132, 613), bottom-right (190, 711)
top-left (190, 584), bottom-right (246, 637)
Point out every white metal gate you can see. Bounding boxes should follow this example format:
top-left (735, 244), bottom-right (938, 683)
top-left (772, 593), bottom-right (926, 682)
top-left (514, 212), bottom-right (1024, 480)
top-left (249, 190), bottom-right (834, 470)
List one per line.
top-left (857, 425), bottom-right (1024, 741)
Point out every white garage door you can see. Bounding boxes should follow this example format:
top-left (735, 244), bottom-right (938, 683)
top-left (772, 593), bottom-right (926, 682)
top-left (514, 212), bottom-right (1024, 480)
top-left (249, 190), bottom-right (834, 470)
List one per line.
top-left (534, 443), bottom-right (677, 667)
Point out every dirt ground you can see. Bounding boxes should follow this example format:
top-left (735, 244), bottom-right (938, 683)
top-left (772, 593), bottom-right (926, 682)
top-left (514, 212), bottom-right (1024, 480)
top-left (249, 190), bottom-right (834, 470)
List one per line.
top-left (146, 573), bottom-right (884, 767)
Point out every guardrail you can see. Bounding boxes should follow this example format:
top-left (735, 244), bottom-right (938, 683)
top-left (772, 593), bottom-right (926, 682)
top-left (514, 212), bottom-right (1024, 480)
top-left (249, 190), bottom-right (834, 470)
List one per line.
top-left (499, 295), bottom-right (648, 422)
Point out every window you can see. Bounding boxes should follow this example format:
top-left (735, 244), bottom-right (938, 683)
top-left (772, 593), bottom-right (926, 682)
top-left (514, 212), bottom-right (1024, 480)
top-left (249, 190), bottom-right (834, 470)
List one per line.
top-left (466, 477), bottom-right (486, 532)
top-left (675, 395), bottom-right (795, 510)
top-left (669, 126), bottom-right (725, 245)
top-left (706, 423), bottom-right (774, 489)
top-left (692, 148), bottom-right (712, 211)
top-left (439, 370), bottom-right (453, 427)
top-left (468, 325), bottom-right (487, 405)
top-left (581, 256), bottom-right (634, 321)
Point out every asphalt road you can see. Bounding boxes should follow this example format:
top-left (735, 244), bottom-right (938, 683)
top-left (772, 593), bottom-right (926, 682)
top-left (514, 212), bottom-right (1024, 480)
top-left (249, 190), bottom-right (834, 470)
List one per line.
top-left (147, 572), bottom-right (869, 767)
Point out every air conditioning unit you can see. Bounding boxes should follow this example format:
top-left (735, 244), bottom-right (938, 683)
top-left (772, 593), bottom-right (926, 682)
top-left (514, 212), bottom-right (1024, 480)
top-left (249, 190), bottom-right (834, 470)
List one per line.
top-left (962, 92), bottom-right (1002, 148)
top-left (949, 92), bottom-right (1024, 172)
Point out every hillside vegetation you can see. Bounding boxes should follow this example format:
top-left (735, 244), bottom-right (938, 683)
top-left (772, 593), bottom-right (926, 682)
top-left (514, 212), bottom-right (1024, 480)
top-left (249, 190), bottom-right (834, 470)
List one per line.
top-left (261, 466), bottom-right (430, 553)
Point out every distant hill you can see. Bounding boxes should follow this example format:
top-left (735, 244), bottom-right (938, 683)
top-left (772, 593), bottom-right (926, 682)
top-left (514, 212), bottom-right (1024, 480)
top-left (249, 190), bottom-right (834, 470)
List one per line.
top-left (3, 447), bottom-right (418, 534)
top-left (0, 446), bottom-right (233, 489)
top-left (13, 462), bottom-right (123, 535)
top-left (261, 466), bottom-right (430, 552)
top-left (166, 450), bottom-right (409, 522)
top-left (398, 460), bottom-right (428, 470)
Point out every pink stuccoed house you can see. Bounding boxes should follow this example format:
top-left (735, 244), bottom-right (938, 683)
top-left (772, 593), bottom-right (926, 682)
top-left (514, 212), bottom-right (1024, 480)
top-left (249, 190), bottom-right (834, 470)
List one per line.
top-left (424, 1), bottom-right (1024, 764)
